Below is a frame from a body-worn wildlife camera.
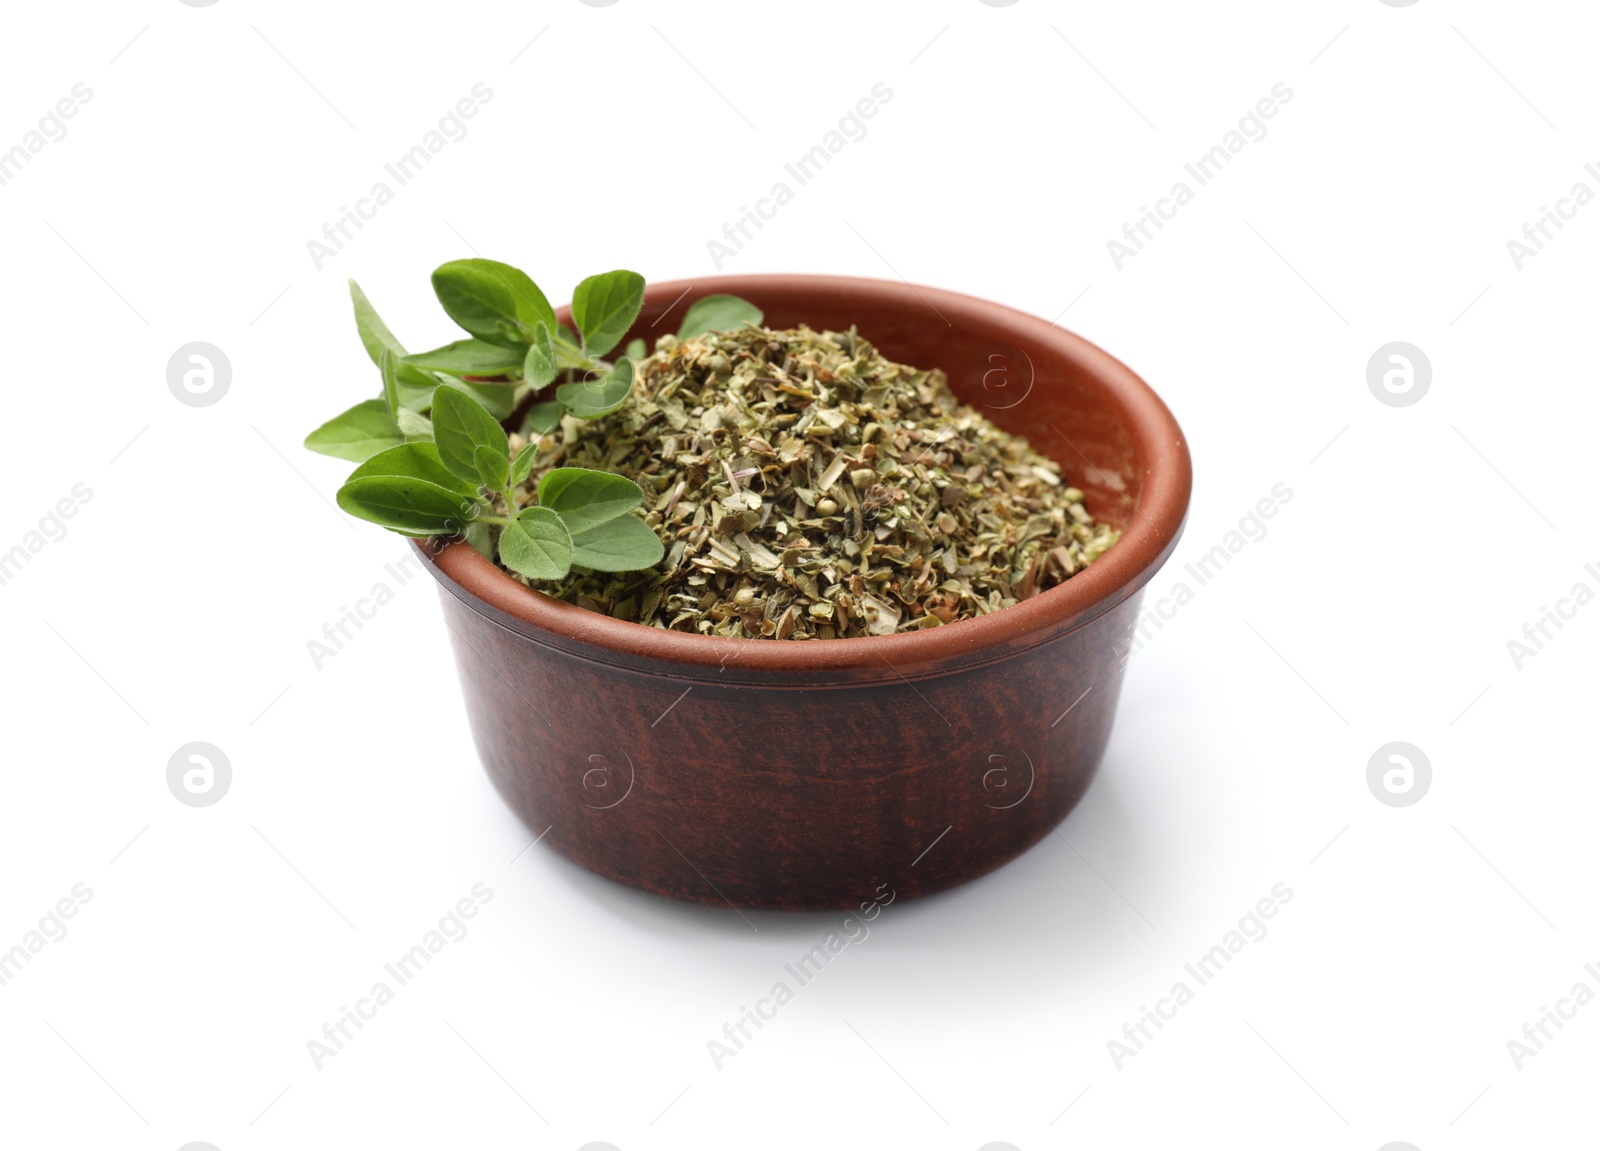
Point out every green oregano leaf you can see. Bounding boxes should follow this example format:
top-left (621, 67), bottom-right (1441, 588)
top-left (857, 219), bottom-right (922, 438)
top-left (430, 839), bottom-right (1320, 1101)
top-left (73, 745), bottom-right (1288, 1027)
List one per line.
top-left (678, 294), bottom-right (763, 339)
top-left (431, 259), bottom-right (557, 349)
top-left (474, 443), bottom-right (509, 492)
top-left (498, 505), bottom-right (572, 581)
top-left (570, 516), bottom-right (664, 572)
top-left (337, 476), bottom-right (477, 535)
top-left (305, 398), bottom-right (404, 462)
top-left (556, 357), bottom-right (633, 419)
top-left (431, 384), bottom-right (509, 489)
top-left (402, 340), bottom-right (525, 376)
top-left (625, 337), bottom-right (647, 362)
top-left (345, 442), bottom-right (482, 497)
top-left (464, 520), bottom-right (494, 560)
top-left (398, 383), bottom-right (433, 412)
top-left (349, 279), bottom-right (439, 402)
top-left (450, 378), bottom-right (517, 420)
top-left (537, 467), bottom-right (643, 535)
top-left (336, 444), bottom-right (483, 535)
top-left (350, 279), bottom-right (401, 367)
top-left (379, 347), bottom-right (401, 419)
top-left (571, 270), bottom-right (645, 357)
top-left (523, 323), bottom-right (558, 390)
top-left (509, 442), bottom-right (539, 486)
top-left (396, 407), bottom-right (434, 442)
top-left (523, 400), bottom-right (564, 437)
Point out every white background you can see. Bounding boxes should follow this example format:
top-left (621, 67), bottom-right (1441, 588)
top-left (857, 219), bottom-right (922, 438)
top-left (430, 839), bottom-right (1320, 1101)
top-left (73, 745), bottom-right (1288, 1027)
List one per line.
top-left (1, 1), bottom-right (1595, 1148)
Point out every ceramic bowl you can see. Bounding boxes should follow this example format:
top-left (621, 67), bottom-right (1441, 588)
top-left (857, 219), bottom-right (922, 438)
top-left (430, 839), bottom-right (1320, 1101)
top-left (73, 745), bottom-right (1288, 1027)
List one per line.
top-left (416, 274), bottom-right (1191, 910)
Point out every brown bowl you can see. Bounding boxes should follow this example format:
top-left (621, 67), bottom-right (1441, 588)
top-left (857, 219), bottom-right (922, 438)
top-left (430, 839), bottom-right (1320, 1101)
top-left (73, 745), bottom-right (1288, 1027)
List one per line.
top-left (415, 274), bottom-right (1191, 910)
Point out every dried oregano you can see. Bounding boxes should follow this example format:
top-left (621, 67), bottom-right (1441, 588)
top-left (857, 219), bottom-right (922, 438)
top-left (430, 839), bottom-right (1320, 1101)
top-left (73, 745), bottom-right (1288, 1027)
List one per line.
top-left (515, 324), bottom-right (1120, 638)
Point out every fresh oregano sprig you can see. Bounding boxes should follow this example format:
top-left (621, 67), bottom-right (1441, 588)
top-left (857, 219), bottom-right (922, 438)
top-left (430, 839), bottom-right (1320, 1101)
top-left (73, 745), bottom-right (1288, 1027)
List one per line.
top-left (303, 259), bottom-right (762, 584)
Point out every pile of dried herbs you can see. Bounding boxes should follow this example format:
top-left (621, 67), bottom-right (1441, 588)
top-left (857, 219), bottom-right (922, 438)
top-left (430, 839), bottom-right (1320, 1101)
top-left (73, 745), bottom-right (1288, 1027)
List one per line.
top-left (509, 325), bottom-right (1120, 639)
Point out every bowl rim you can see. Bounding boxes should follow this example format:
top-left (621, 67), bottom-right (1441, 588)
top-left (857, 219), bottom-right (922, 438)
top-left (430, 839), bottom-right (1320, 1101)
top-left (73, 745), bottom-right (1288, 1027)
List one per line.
top-left (414, 273), bottom-right (1191, 675)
